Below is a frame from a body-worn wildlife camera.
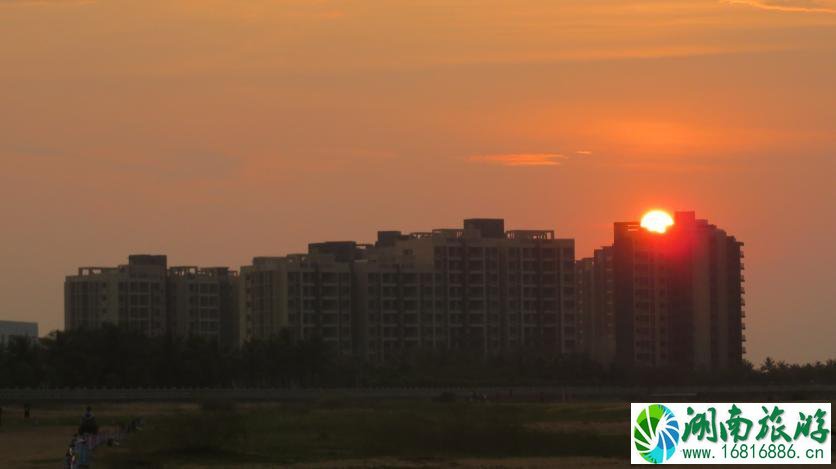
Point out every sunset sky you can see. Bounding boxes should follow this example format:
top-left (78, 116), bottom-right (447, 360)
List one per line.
top-left (1, 0), bottom-right (834, 364)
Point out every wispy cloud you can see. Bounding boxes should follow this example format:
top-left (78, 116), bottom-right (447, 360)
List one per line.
top-left (725, 0), bottom-right (836, 14)
top-left (468, 153), bottom-right (567, 167)
top-left (575, 150), bottom-right (593, 156)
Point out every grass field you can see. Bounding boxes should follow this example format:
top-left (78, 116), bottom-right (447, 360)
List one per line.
top-left (0, 402), bottom-right (199, 468)
top-left (0, 399), bottom-right (630, 468)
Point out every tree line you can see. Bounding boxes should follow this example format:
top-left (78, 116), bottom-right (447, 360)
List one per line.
top-left (1, 326), bottom-right (835, 388)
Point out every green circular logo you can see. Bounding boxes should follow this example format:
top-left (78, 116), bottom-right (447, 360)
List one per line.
top-left (634, 404), bottom-right (680, 464)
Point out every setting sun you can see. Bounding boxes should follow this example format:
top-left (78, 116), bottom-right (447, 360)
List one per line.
top-left (641, 210), bottom-right (674, 234)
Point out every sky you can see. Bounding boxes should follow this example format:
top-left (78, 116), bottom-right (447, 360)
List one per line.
top-left (1, 0), bottom-right (834, 364)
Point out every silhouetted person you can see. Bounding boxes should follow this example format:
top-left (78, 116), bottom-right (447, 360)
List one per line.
top-left (79, 405), bottom-right (98, 435)
top-left (23, 402), bottom-right (30, 419)
top-left (0, 406), bottom-right (3, 426)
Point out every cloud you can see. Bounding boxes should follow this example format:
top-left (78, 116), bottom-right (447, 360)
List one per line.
top-left (725, 0), bottom-right (836, 13)
top-left (575, 150), bottom-right (593, 156)
top-left (468, 153), bottom-right (567, 167)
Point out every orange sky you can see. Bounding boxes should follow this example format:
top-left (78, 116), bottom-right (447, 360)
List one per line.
top-left (1, 0), bottom-right (835, 364)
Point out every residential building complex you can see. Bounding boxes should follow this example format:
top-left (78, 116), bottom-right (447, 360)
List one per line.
top-left (237, 219), bottom-right (577, 360)
top-left (64, 212), bottom-right (745, 369)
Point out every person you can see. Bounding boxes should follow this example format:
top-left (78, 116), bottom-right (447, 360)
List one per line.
top-left (74, 433), bottom-right (91, 468)
top-left (23, 402), bottom-right (31, 419)
top-left (0, 405), bottom-right (3, 426)
top-left (65, 435), bottom-right (82, 469)
top-left (63, 446), bottom-right (75, 469)
top-left (78, 406), bottom-right (98, 435)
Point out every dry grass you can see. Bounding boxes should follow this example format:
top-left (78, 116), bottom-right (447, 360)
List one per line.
top-left (173, 456), bottom-right (628, 468)
top-left (0, 423), bottom-right (75, 468)
top-left (0, 401), bottom-right (196, 467)
top-left (0, 400), bottom-right (631, 468)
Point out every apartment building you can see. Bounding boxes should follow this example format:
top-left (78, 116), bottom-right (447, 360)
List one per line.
top-left (576, 247), bottom-right (616, 366)
top-left (238, 250), bottom-right (354, 355)
top-left (64, 214), bottom-right (742, 369)
top-left (65, 255), bottom-right (168, 336)
top-left (355, 218), bottom-right (577, 360)
top-left (352, 249), bottom-right (438, 360)
top-left (610, 211), bottom-right (744, 371)
top-left (167, 266), bottom-right (239, 348)
top-left (236, 219), bottom-right (577, 361)
top-left (65, 255), bottom-right (239, 346)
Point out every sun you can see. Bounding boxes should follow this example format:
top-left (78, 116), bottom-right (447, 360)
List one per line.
top-left (641, 210), bottom-right (674, 234)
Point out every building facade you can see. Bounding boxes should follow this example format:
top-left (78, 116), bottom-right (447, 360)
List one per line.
top-left (237, 219), bottom-right (578, 361)
top-left (607, 211), bottom-right (744, 371)
top-left (65, 255), bottom-right (168, 336)
top-left (64, 213), bottom-right (743, 370)
top-left (167, 266), bottom-right (239, 348)
top-left (355, 219), bottom-right (577, 361)
top-left (576, 246), bottom-right (616, 366)
top-left (65, 255), bottom-right (239, 347)
top-left (238, 252), bottom-right (354, 355)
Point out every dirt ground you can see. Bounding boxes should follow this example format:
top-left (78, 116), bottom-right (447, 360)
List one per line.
top-left (0, 423), bottom-right (74, 468)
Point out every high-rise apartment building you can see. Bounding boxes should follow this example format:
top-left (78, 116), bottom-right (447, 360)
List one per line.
top-left (65, 255), bottom-right (239, 346)
top-left (606, 211), bottom-right (744, 371)
top-left (167, 266), bottom-right (239, 348)
top-left (352, 251), bottom-right (437, 361)
top-left (237, 219), bottom-right (577, 361)
top-left (65, 255), bottom-right (168, 336)
top-left (576, 246), bottom-right (616, 366)
top-left (355, 219), bottom-right (577, 361)
top-left (238, 251), bottom-right (354, 354)
top-left (64, 213), bottom-right (743, 370)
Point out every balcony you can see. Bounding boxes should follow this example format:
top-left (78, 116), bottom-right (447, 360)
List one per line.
top-left (741, 333), bottom-right (747, 342)
top-left (741, 322), bottom-right (746, 330)
top-left (741, 298), bottom-right (745, 306)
